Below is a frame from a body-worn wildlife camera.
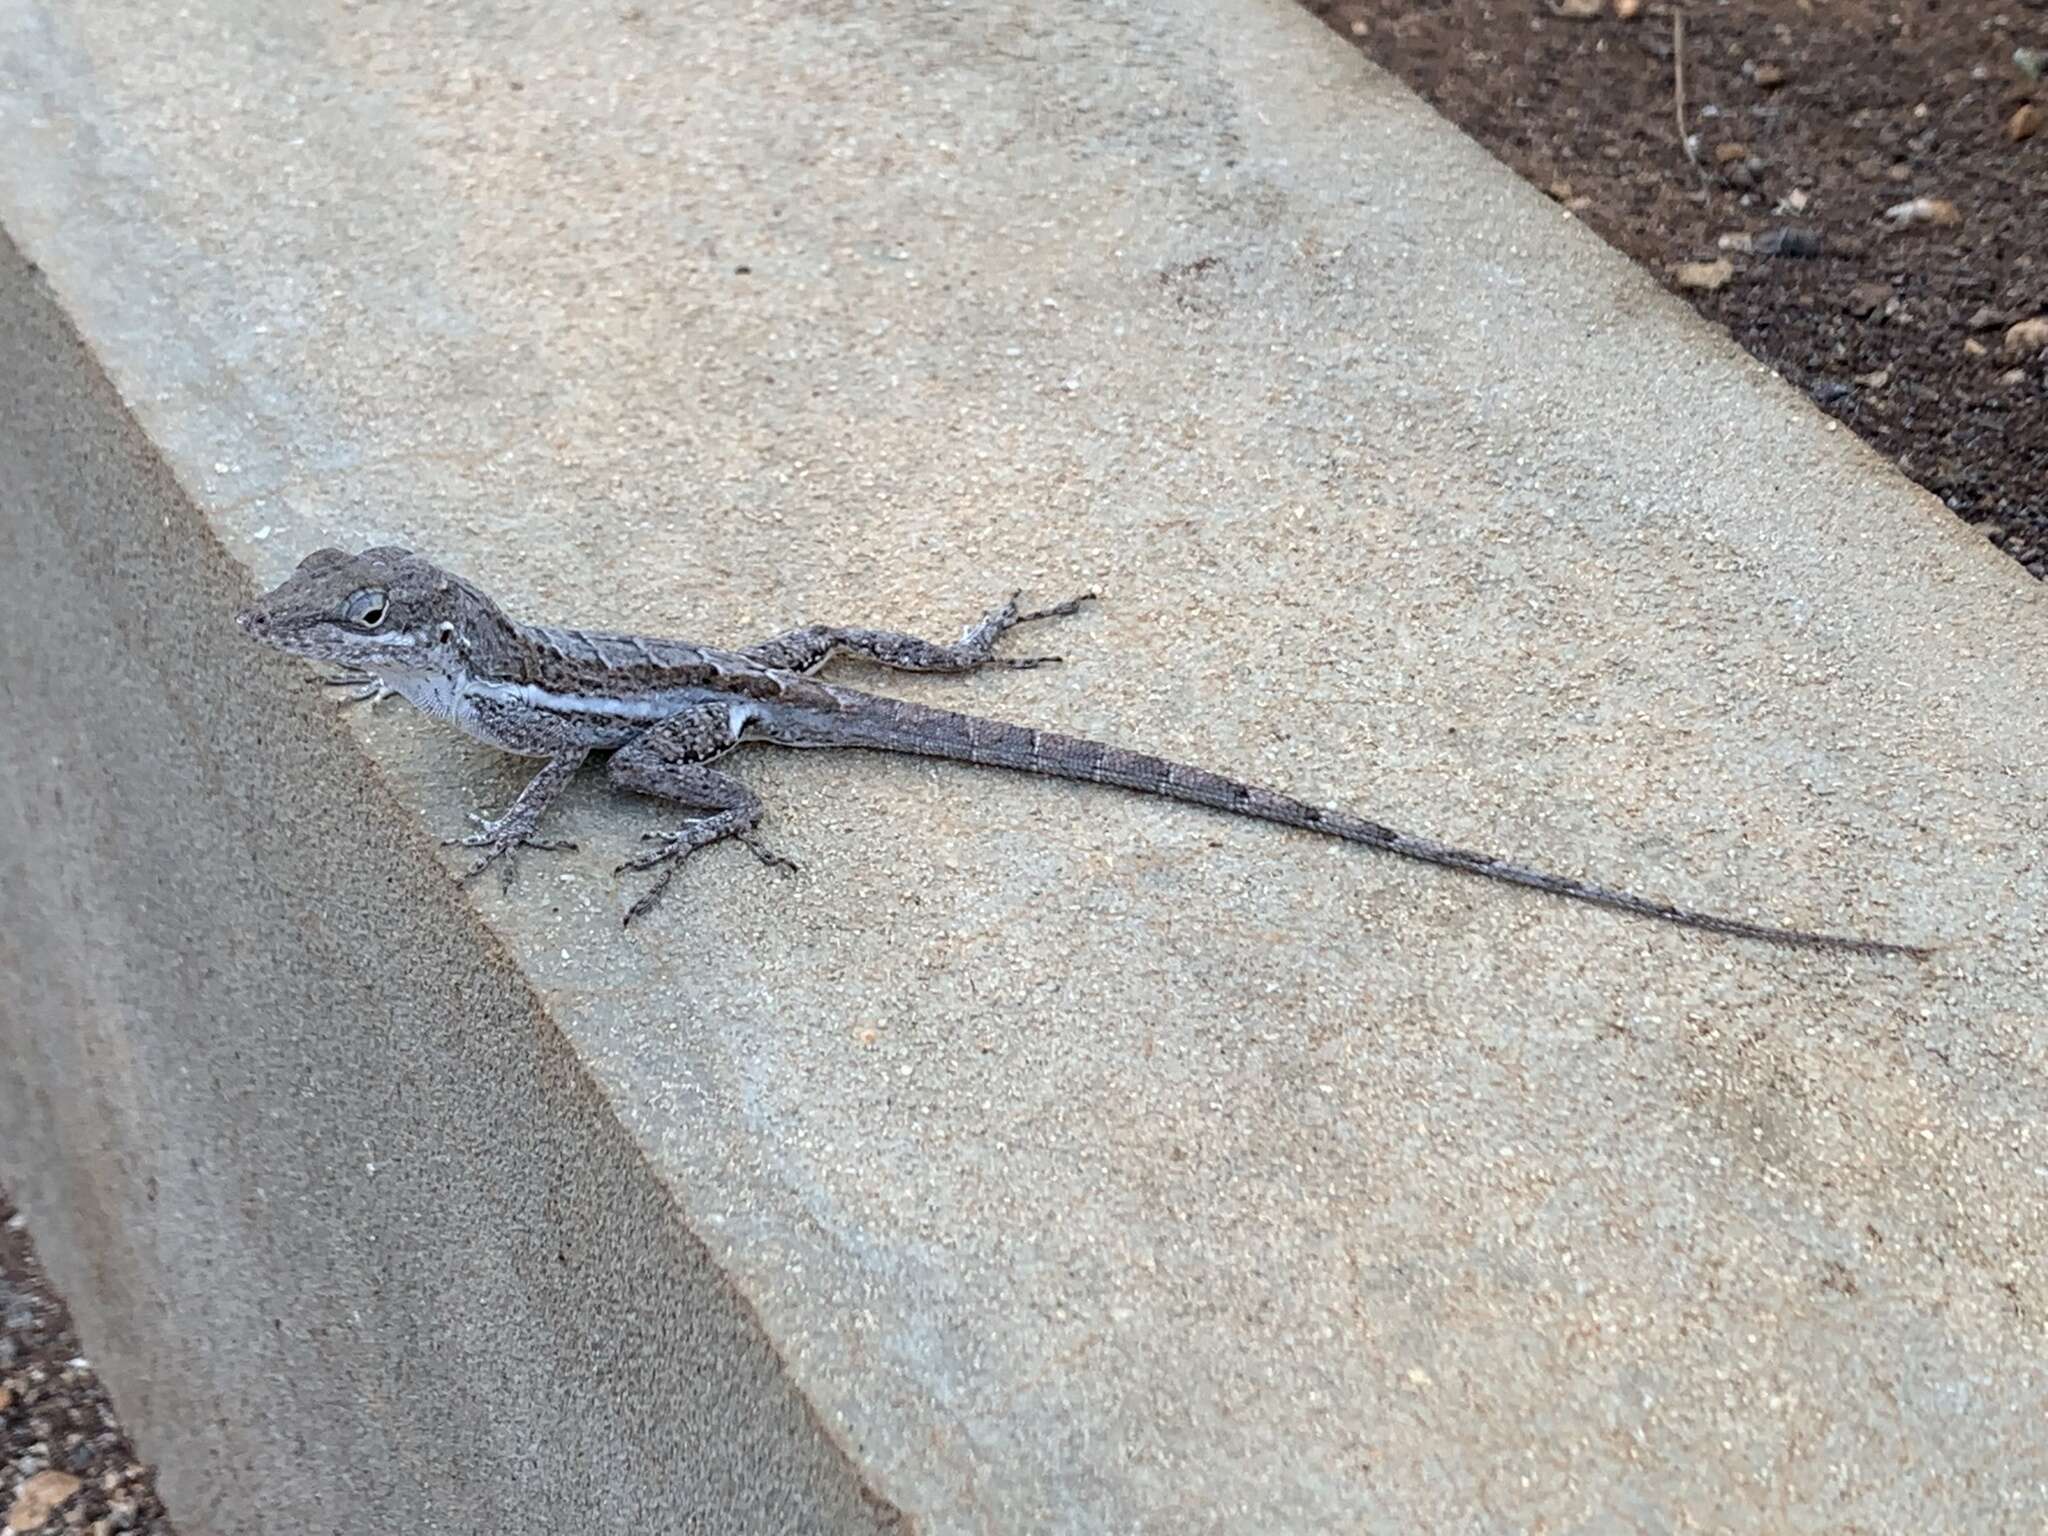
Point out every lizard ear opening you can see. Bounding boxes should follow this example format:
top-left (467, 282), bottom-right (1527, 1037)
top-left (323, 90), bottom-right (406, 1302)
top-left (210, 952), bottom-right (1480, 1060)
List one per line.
top-left (438, 622), bottom-right (457, 644)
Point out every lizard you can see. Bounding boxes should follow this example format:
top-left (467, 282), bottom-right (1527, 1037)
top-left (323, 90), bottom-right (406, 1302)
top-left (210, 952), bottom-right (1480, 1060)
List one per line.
top-left (237, 545), bottom-right (1932, 957)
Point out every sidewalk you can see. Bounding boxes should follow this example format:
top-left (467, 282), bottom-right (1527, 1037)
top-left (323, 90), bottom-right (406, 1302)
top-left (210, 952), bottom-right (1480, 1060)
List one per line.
top-left (1, 0), bottom-right (2041, 1529)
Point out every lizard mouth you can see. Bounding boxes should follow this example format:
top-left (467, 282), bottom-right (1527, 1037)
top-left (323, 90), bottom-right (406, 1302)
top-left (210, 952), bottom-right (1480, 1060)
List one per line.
top-left (237, 608), bottom-right (357, 662)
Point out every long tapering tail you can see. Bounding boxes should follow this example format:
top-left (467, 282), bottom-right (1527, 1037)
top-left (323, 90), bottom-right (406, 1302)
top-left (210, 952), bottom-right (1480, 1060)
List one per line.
top-left (782, 692), bottom-right (1931, 959)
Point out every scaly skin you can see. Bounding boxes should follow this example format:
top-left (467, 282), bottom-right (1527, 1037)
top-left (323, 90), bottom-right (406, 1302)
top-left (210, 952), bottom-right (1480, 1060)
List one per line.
top-left (237, 545), bottom-right (1933, 955)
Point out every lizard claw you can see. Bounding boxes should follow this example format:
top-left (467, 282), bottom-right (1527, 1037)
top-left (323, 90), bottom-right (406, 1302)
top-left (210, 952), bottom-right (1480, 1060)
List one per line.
top-left (954, 589), bottom-right (1097, 670)
top-left (1014, 592), bottom-right (1097, 625)
top-left (617, 835), bottom-right (705, 926)
top-left (617, 814), bottom-right (793, 924)
top-left (313, 668), bottom-right (395, 706)
top-left (616, 837), bottom-right (688, 875)
top-left (989, 591), bottom-right (1096, 667)
top-left (631, 828), bottom-right (796, 873)
top-left (446, 818), bottom-right (577, 891)
top-left (621, 865), bottom-right (677, 926)
top-left (736, 832), bottom-right (800, 874)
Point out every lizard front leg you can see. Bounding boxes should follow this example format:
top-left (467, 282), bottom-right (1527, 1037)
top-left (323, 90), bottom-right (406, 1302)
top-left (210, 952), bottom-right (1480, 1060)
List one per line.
top-left (606, 704), bottom-right (794, 925)
top-left (446, 750), bottom-right (587, 889)
top-left (739, 590), bottom-right (1096, 676)
top-left (313, 667), bottom-right (396, 706)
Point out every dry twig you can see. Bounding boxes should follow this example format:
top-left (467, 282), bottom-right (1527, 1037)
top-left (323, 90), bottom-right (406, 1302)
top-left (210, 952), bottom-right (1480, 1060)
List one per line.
top-left (1672, 8), bottom-right (1710, 187)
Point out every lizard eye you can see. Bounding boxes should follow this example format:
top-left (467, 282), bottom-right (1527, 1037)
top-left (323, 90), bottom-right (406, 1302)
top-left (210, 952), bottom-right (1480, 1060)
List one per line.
top-left (345, 589), bottom-right (388, 628)
top-left (437, 622), bottom-right (456, 644)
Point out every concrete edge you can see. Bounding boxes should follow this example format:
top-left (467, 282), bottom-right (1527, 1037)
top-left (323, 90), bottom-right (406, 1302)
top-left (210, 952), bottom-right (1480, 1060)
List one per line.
top-left (0, 225), bottom-right (909, 1534)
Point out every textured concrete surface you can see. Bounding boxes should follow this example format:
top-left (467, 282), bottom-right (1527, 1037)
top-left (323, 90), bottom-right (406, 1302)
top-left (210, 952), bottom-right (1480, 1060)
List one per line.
top-left (0, 232), bottom-right (902, 1534)
top-left (2, 0), bottom-right (2045, 1530)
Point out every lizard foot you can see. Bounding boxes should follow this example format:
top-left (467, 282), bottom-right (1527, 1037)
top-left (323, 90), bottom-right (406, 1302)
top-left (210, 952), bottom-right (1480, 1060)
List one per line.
top-left (616, 815), bottom-right (797, 925)
top-left (313, 667), bottom-right (396, 706)
top-left (962, 589), bottom-right (1098, 670)
top-left (446, 812), bottom-right (578, 892)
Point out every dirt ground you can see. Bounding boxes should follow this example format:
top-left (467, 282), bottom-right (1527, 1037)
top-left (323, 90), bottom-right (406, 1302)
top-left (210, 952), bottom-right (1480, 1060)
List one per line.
top-left (0, 1192), bottom-right (174, 1536)
top-left (1310, 0), bottom-right (2048, 577)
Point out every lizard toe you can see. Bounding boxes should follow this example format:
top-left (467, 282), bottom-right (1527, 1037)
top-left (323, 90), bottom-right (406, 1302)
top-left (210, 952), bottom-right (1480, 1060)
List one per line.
top-left (1013, 592), bottom-right (1097, 624)
top-left (735, 832), bottom-right (799, 874)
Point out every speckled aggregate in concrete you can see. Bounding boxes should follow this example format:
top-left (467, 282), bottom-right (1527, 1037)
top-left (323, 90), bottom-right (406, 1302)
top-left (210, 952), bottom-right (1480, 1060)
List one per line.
top-left (1, 0), bottom-right (2043, 1529)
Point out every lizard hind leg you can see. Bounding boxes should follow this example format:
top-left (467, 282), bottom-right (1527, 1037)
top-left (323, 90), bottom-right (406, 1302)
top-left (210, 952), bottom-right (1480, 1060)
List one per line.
top-left (606, 706), bottom-right (796, 925)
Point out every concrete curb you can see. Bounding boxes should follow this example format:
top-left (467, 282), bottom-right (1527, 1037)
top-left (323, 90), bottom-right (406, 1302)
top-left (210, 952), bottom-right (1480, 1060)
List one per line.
top-left (3, 0), bottom-right (2043, 1528)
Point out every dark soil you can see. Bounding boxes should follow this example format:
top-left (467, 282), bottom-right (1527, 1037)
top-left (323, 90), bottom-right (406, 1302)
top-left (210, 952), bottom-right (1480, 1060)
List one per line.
top-left (1309, 0), bottom-right (2048, 577)
top-left (0, 1189), bottom-right (176, 1536)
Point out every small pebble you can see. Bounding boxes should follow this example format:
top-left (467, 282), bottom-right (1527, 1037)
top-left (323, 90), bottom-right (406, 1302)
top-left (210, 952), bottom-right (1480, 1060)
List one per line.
top-left (1881, 195), bottom-right (1962, 227)
top-left (6, 1469), bottom-right (82, 1532)
top-left (2004, 316), bottom-right (2048, 354)
top-left (1754, 226), bottom-right (1824, 258)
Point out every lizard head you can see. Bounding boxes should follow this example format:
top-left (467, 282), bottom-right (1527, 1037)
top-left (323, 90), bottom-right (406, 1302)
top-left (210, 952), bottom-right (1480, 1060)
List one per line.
top-left (237, 545), bottom-right (469, 672)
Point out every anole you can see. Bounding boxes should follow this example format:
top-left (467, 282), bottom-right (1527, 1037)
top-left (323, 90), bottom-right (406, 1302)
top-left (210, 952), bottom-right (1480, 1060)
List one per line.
top-left (238, 546), bottom-right (1930, 955)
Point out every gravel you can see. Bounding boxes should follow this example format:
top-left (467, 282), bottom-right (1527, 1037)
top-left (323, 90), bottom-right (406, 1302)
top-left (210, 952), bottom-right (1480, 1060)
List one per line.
top-left (0, 1191), bottom-right (175, 1536)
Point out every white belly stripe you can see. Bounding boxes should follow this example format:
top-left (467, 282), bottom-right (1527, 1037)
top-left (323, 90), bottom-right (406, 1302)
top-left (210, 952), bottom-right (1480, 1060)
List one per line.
top-left (468, 678), bottom-right (708, 721)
